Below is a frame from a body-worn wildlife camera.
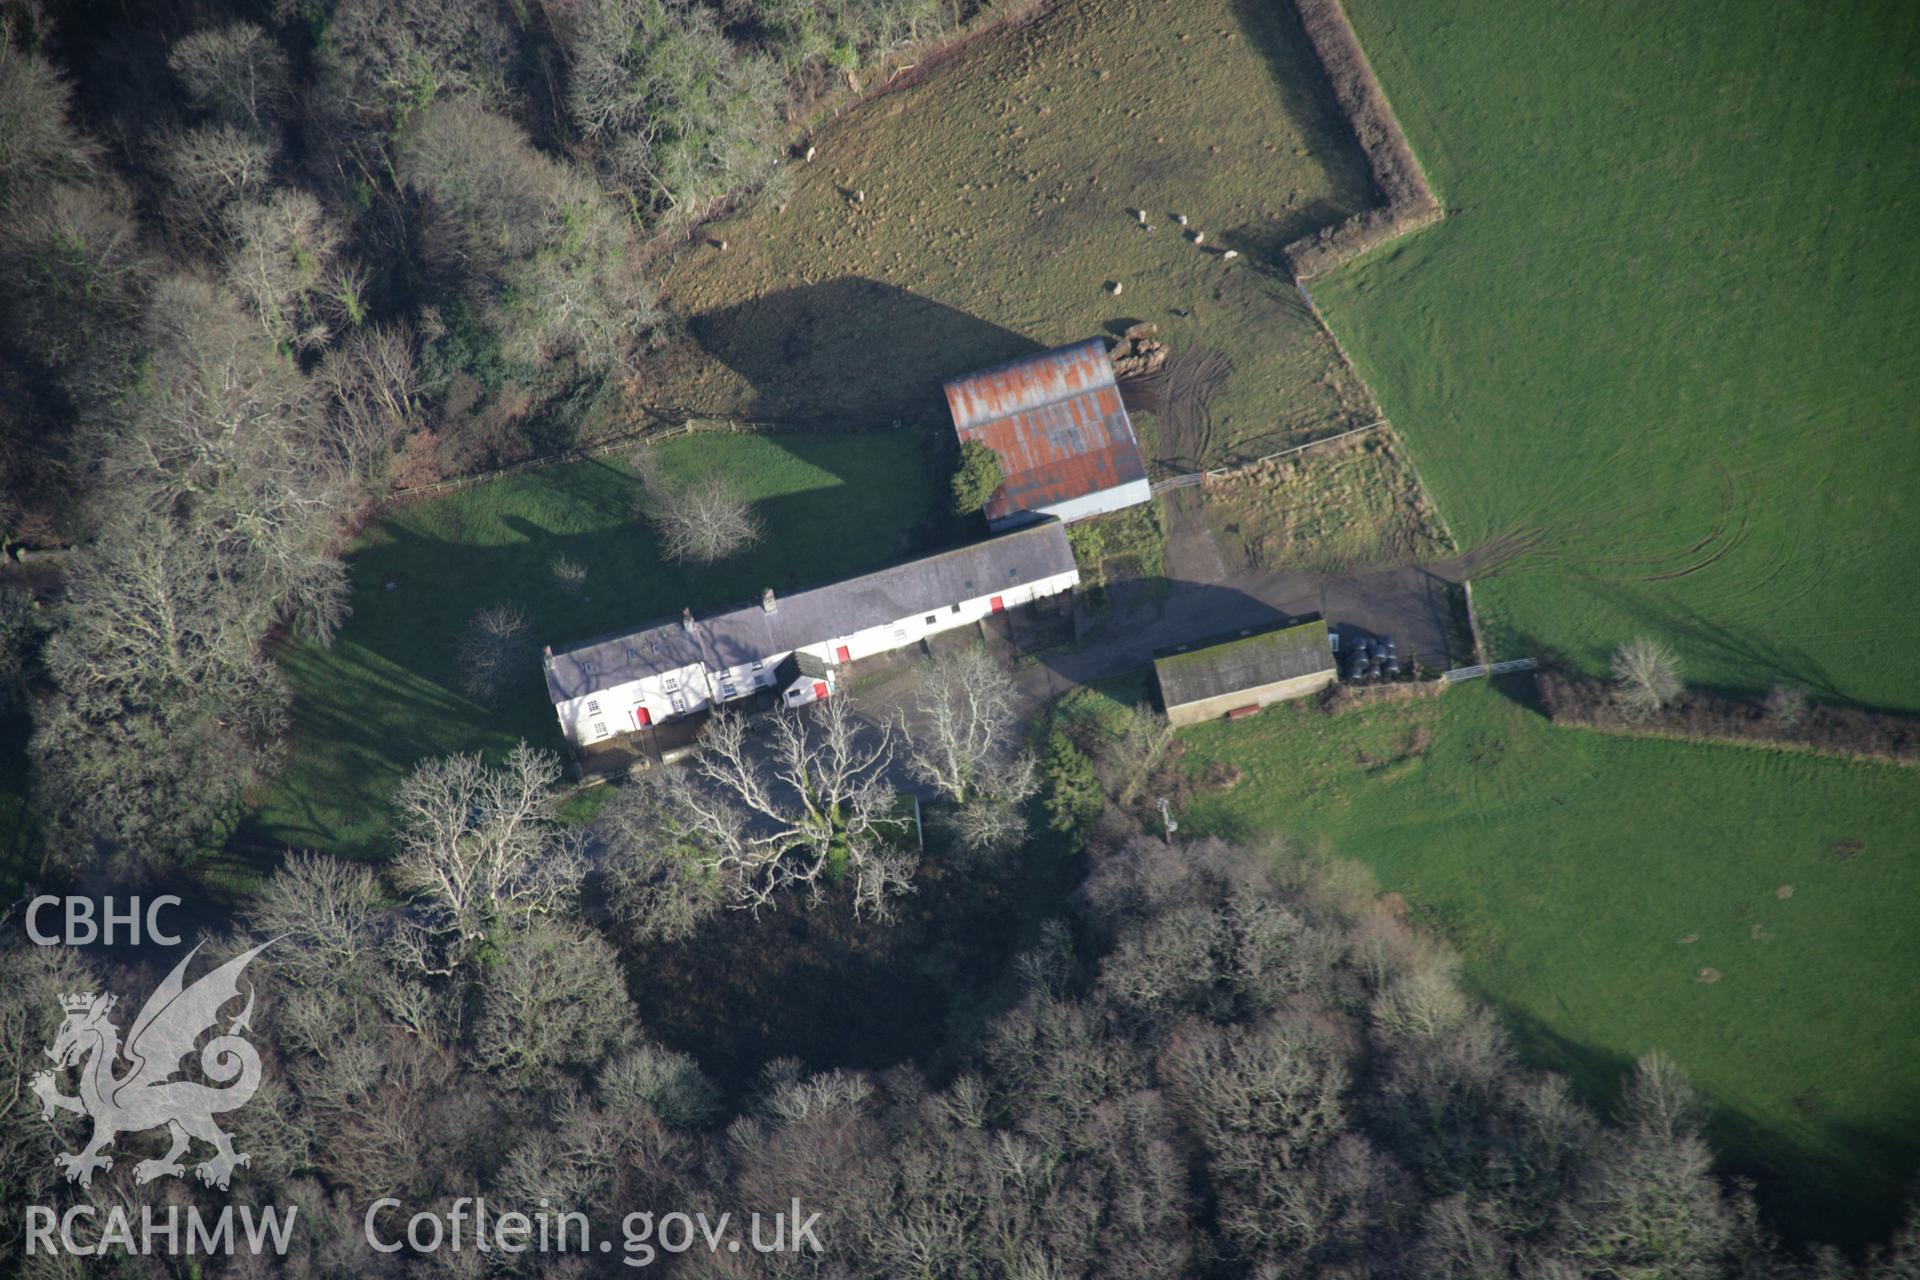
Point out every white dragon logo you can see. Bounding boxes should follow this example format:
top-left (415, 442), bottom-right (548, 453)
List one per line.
top-left (30, 940), bottom-right (272, 1190)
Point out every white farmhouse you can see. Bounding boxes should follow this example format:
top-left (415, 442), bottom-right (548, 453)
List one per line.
top-left (542, 520), bottom-right (1079, 750)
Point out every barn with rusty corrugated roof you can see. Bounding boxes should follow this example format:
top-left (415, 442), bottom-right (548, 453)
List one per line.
top-left (944, 339), bottom-right (1152, 531)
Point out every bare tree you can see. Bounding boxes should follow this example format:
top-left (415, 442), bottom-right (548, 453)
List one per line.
top-left (30, 511), bottom-right (292, 870)
top-left (469, 922), bottom-right (634, 1081)
top-left (1610, 636), bottom-right (1683, 721)
top-left (0, 180), bottom-right (149, 408)
top-left (314, 321), bottom-right (421, 490)
top-left (550, 555), bottom-right (589, 595)
top-left (945, 776), bottom-right (1036, 858)
top-left (904, 646), bottom-right (1031, 802)
top-left (634, 448), bottom-right (763, 564)
top-left (96, 275), bottom-right (350, 643)
top-left (245, 853), bottom-right (389, 989)
top-left (0, 944), bottom-right (100, 1254)
top-left (0, 33), bottom-right (96, 211)
top-left (227, 189), bottom-right (354, 354)
top-left (457, 603), bottom-right (530, 704)
top-left (1560, 1050), bottom-right (1756, 1277)
top-left (397, 99), bottom-right (656, 372)
top-left (1096, 702), bottom-right (1176, 810)
top-left (389, 742), bottom-right (587, 958)
top-left (631, 697), bottom-right (915, 918)
top-left (928, 702), bottom-right (1042, 854)
top-left (597, 770), bottom-right (728, 944)
top-left (167, 22), bottom-right (291, 136)
top-left (1763, 683), bottom-right (1807, 727)
top-left (159, 123), bottom-right (276, 245)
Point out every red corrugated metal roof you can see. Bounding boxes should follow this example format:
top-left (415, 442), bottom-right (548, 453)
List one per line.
top-left (944, 339), bottom-right (1147, 522)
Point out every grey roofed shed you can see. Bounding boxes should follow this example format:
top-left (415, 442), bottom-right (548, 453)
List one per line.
top-left (1154, 617), bottom-right (1335, 712)
top-left (543, 520), bottom-right (1076, 703)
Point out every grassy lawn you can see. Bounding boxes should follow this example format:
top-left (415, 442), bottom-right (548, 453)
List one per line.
top-left (1310, 0), bottom-right (1920, 710)
top-left (1175, 681), bottom-right (1920, 1245)
top-left (643, 0), bottom-right (1381, 465)
top-left (244, 430), bottom-right (949, 862)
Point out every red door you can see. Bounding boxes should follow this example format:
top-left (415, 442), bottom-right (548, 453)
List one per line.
top-left (990, 596), bottom-right (1005, 613)
top-left (634, 706), bottom-right (651, 728)
top-left (835, 645), bottom-right (851, 662)
top-left (813, 681), bottom-right (829, 700)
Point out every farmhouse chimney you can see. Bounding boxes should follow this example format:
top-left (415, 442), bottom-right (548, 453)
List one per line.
top-left (681, 607), bottom-right (696, 635)
top-left (762, 588), bottom-right (777, 613)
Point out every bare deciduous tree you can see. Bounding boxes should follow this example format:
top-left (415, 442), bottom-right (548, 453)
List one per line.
top-left (101, 275), bottom-right (350, 643)
top-left (245, 853), bottom-right (389, 990)
top-left (159, 123), bottom-right (276, 245)
top-left (469, 922), bottom-right (634, 1081)
top-left (390, 742), bottom-right (587, 958)
top-left (1610, 636), bottom-right (1683, 721)
top-left (0, 180), bottom-right (149, 407)
top-left (622, 697), bottom-right (914, 918)
top-left (227, 189), bottom-right (355, 354)
top-left (1096, 702), bottom-right (1176, 810)
top-left (550, 555), bottom-right (589, 595)
top-left (315, 321), bottom-right (421, 490)
top-left (598, 771), bottom-right (729, 944)
top-left (30, 511), bottom-right (292, 870)
top-left (0, 34), bottom-right (96, 211)
top-left (634, 448), bottom-right (763, 564)
top-left (167, 22), bottom-right (291, 136)
top-left (457, 603), bottom-right (530, 704)
top-left (1763, 683), bottom-right (1807, 727)
top-left (904, 646), bottom-right (1031, 803)
top-left (398, 99), bottom-right (656, 373)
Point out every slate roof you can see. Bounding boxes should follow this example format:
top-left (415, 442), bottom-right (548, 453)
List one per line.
top-left (944, 339), bottom-right (1148, 524)
top-left (544, 521), bottom-right (1077, 702)
top-left (1154, 617), bottom-right (1335, 708)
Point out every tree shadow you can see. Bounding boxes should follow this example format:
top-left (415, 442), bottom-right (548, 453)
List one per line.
top-left (686, 277), bottom-right (1047, 427)
top-left (1226, 0), bottom-right (1383, 232)
top-left (620, 833), bottom-right (1083, 1102)
top-left (246, 432), bottom-right (963, 858)
top-left (1578, 580), bottom-right (1846, 703)
top-left (1494, 1005), bottom-right (1918, 1251)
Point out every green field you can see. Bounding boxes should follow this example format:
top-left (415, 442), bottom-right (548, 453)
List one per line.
top-left (246, 431), bottom-right (947, 860)
top-left (646, 0), bottom-right (1380, 465)
top-left (1311, 0), bottom-right (1920, 709)
top-left (1176, 682), bottom-right (1920, 1244)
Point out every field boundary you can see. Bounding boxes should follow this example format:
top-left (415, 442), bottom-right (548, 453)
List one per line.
top-left (1282, 0), bottom-right (1443, 280)
top-left (388, 414), bottom-right (910, 500)
top-left (1149, 418), bottom-right (1389, 493)
top-left (1537, 672), bottom-right (1920, 767)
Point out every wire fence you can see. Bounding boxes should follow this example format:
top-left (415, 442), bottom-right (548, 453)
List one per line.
top-left (387, 414), bottom-right (912, 501)
top-left (1441, 657), bottom-right (1538, 683)
top-left (1148, 419), bottom-right (1390, 495)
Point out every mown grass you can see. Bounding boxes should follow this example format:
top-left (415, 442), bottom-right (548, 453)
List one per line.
top-left (245, 431), bottom-right (949, 862)
top-left (1311, 0), bottom-right (1920, 711)
top-left (643, 0), bottom-right (1381, 465)
top-left (1175, 681), bottom-right (1920, 1245)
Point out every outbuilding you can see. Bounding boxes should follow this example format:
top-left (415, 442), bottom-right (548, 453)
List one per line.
top-left (944, 339), bottom-right (1152, 530)
top-left (1154, 617), bottom-right (1338, 727)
